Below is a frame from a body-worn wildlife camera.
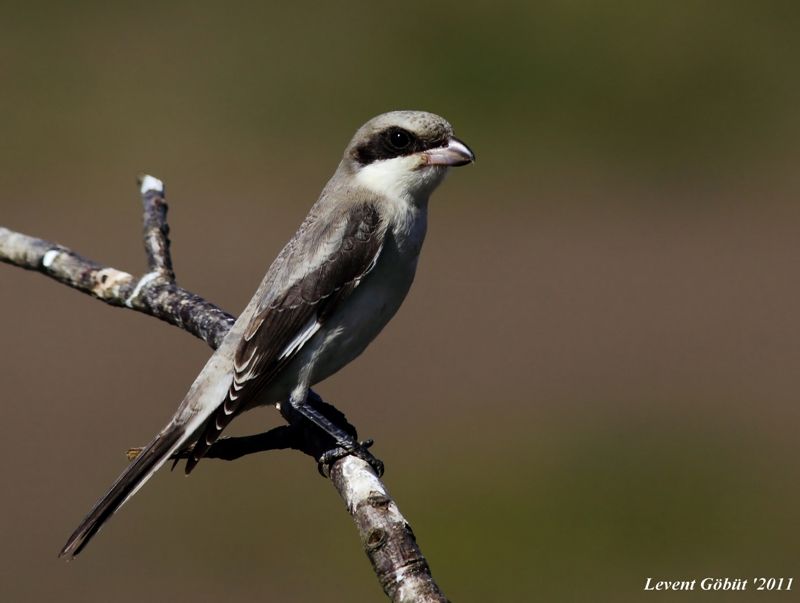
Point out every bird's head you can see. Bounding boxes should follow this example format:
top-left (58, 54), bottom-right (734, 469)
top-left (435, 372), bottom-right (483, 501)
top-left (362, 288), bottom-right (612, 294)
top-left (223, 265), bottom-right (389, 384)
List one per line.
top-left (343, 110), bottom-right (475, 202)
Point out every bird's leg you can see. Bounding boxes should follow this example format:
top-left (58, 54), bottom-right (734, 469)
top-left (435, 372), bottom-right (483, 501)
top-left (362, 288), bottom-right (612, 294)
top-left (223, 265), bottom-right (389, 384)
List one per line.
top-left (288, 389), bottom-right (358, 447)
top-left (286, 389), bottom-right (384, 477)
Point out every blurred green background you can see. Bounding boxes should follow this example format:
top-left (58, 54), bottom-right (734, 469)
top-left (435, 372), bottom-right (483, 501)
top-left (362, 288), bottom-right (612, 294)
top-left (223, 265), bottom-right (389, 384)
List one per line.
top-left (2, 1), bottom-right (799, 601)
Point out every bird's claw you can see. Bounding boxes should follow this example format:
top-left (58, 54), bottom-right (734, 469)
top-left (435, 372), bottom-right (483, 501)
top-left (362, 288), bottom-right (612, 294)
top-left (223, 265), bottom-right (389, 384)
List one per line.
top-left (317, 439), bottom-right (384, 478)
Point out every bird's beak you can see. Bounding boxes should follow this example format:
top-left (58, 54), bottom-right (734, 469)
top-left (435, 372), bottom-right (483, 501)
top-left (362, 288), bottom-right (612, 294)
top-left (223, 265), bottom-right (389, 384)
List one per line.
top-left (423, 137), bottom-right (475, 167)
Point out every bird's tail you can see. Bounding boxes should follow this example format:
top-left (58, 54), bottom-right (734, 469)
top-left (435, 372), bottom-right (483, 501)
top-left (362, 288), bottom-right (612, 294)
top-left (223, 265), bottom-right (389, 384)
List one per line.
top-left (59, 423), bottom-right (187, 559)
top-left (60, 303), bottom-right (244, 559)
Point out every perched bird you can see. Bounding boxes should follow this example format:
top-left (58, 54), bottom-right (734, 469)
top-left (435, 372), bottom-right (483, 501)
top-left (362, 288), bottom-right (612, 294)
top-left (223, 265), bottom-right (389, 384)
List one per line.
top-left (60, 110), bottom-right (474, 558)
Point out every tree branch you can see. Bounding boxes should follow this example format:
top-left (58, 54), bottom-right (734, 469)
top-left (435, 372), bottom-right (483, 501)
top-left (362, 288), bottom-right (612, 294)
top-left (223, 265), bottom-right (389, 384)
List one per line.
top-left (138, 175), bottom-right (176, 280)
top-left (0, 176), bottom-right (449, 603)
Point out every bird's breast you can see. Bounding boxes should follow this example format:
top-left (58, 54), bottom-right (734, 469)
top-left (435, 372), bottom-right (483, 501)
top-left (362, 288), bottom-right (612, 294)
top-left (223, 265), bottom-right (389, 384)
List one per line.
top-left (305, 208), bottom-right (428, 384)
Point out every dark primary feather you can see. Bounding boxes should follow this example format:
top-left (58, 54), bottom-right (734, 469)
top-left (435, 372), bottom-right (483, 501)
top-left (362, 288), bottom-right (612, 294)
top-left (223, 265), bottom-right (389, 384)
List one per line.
top-left (59, 425), bottom-right (183, 558)
top-left (185, 202), bottom-right (384, 472)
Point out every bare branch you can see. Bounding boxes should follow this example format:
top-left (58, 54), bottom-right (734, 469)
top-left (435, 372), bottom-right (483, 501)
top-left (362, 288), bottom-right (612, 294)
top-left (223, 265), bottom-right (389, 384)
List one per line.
top-left (138, 175), bottom-right (175, 280)
top-left (332, 457), bottom-right (449, 603)
top-left (0, 176), bottom-right (449, 602)
top-left (0, 201), bottom-right (233, 348)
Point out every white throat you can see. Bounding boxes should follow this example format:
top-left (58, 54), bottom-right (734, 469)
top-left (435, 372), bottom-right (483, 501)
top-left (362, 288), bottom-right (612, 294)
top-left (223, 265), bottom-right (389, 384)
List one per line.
top-left (355, 155), bottom-right (447, 205)
top-left (353, 155), bottom-right (438, 256)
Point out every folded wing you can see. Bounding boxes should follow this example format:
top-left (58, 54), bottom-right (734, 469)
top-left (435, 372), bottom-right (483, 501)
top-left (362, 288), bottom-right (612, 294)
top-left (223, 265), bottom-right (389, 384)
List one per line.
top-left (185, 201), bottom-right (385, 472)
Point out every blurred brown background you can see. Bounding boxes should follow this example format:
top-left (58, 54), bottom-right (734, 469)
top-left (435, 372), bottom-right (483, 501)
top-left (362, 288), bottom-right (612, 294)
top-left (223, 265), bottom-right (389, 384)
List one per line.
top-left (2, 2), bottom-right (799, 601)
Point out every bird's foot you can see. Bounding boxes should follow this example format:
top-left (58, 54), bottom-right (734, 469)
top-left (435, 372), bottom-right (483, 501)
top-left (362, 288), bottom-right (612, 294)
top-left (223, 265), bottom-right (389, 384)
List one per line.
top-left (317, 439), bottom-right (384, 478)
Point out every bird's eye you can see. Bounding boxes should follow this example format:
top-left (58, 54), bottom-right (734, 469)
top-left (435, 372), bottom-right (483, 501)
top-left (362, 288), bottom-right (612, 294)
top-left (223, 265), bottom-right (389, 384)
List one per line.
top-left (385, 128), bottom-right (413, 151)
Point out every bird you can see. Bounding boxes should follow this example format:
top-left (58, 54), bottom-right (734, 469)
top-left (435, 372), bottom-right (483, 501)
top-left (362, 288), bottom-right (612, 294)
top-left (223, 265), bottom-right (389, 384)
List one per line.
top-left (60, 110), bottom-right (475, 558)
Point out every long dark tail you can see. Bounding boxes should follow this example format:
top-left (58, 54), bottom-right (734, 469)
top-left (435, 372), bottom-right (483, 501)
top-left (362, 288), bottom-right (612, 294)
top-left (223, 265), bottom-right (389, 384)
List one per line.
top-left (59, 425), bottom-right (185, 559)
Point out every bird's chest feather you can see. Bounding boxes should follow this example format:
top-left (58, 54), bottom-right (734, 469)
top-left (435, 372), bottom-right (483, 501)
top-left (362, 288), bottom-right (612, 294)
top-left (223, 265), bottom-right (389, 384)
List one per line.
top-left (341, 203), bottom-right (427, 339)
top-left (306, 202), bottom-right (428, 383)
top-left (388, 198), bottom-right (428, 259)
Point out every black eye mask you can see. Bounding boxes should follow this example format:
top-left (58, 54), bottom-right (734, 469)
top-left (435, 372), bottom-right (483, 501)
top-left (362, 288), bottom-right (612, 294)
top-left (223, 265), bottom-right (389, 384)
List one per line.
top-left (352, 127), bottom-right (449, 165)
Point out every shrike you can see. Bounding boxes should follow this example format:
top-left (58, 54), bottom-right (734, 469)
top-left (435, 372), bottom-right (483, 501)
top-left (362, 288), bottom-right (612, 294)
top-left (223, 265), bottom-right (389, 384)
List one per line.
top-left (60, 110), bottom-right (474, 558)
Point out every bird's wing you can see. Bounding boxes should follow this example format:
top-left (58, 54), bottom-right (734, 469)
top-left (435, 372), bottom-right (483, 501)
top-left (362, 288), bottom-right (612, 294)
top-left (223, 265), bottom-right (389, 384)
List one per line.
top-left (60, 200), bottom-right (385, 558)
top-left (185, 200), bottom-right (386, 471)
